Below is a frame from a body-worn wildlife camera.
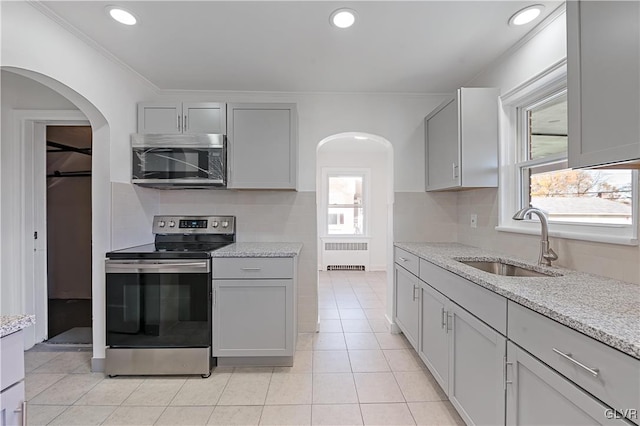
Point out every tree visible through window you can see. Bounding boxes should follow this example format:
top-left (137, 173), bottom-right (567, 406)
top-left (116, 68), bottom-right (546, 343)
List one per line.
top-left (519, 91), bottom-right (633, 225)
top-left (328, 175), bottom-right (364, 235)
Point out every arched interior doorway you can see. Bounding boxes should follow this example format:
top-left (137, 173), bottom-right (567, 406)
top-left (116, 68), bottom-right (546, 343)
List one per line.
top-left (316, 132), bottom-right (395, 326)
top-left (1, 67), bottom-right (110, 359)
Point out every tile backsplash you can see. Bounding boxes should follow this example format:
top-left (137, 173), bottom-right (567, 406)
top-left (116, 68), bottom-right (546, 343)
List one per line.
top-left (457, 188), bottom-right (640, 285)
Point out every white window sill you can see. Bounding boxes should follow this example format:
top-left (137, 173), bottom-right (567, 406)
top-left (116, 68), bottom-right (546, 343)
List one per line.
top-left (496, 225), bottom-right (638, 246)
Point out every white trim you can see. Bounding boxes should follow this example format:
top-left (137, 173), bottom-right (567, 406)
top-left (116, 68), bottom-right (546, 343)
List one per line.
top-left (496, 225), bottom-right (638, 246)
top-left (13, 110), bottom-right (89, 348)
top-left (498, 62), bottom-right (638, 246)
top-left (321, 168), bottom-right (371, 238)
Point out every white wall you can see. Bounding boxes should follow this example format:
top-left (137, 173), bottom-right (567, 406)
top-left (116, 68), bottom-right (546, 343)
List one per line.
top-left (2, 1), bottom-right (156, 363)
top-left (0, 71), bottom-right (80, 316)
top-left (461, 10), bottom-right (640, 285)
top-left (317, 144), bottom-right (389, 271)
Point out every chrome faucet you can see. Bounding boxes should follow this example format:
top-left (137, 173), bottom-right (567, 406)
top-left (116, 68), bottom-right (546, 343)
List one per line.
top-left (512, 207), bottom-right (558, 266)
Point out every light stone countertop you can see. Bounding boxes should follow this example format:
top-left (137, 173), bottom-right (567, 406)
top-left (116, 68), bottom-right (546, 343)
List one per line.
top-left (212, 242), bottom-right (303, 258)
top-left (1, 315), bottom-right (35, 338)
top-left (395, 242), bottom-right (640, 360)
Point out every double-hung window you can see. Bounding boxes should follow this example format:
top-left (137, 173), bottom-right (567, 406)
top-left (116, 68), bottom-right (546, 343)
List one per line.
top-left (499, 63), bottom-right (638, 244)
top-left (322, 170), bottom-right (369, 236)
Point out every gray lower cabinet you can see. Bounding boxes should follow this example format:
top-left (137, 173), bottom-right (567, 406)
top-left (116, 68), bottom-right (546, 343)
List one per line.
top-left (448, 303), bottom-right (506, 426)
top-left (393, 264), bottom-right (420, 348)
top-left (1, 330), bottom-right (27, 426)
top-left (418, 279), bottom-right (506, 426)
top-left (226, 103), bottom-right (297, 189)
top-left (506, 342), bottom-right (629, 425)
top-left (213, 278), bottom-right (293, 357)
top-left (418, 281), bottom-right (449, 392)
top-left (212, 257), bottom-right (296, 360)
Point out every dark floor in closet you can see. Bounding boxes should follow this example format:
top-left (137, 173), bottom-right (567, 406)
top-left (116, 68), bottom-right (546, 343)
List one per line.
top-left (48, 298), bottom-right (92, 338)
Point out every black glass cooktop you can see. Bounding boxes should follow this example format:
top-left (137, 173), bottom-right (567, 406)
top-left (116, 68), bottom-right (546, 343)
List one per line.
top-left (106, 242), bottom-right (231, 259)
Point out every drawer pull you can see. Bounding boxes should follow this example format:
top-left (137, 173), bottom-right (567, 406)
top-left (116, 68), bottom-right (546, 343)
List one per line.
top-left (241, 267), bottom-right (262, 271)
top-left (398, 257), bottom-right (409, 262)
top-left (552, 348), bottom-right (600, 377)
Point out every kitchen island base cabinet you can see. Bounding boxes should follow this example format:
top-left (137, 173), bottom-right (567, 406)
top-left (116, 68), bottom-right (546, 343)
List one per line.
top-left (506, 342), bottom-right (629, 425)
top-left (1, 329), bottom-right (27, 426)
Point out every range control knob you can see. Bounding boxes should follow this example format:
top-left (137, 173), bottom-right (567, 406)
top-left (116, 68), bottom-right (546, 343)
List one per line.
top-left (222, 221), bottom-right (229, 228)
top-left (158, 220), bottom-right (166, 228)
top-left (212, 221), bottom-right (219, 228)
top-left (169, 221), bottom-right (176, 228)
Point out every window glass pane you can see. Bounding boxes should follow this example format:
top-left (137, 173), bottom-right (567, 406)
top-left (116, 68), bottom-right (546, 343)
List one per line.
top-left (528, 169), bottom-right (633, 225)
top-left (329, 176), bottom-right (363, 205)
top-left (527, 92), bottom-right (567, 160)
top-left (328, 207), bottom-right (363, 234)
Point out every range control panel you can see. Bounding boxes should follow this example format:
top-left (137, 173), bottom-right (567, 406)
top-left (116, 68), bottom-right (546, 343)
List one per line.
top-left (152, 215), bottom-right (235, 234)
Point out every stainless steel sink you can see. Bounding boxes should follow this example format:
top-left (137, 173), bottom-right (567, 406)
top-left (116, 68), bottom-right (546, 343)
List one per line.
top-left (457, 260), bottom-right (559, 277)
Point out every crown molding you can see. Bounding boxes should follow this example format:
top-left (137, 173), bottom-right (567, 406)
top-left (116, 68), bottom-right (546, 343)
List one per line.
top-left (27, 0), bottom-right (161, 95)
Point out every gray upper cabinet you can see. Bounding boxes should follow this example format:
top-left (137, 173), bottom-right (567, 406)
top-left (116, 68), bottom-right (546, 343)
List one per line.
top-left (227, 103), bottom-right (297, 189)
top-left (425, 87), bottom-right (499, 191)
top-left (567, 1), bottom-right (640, 168)
top-left (137, 102), bottom-right (226, 134)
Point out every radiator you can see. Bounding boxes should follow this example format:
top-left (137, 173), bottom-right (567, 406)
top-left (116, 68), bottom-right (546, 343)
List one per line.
top-left (321, 240), bottom-right (369, 271)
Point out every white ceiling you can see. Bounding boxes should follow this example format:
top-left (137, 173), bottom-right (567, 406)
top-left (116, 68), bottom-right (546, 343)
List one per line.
top-left (38, 1), bottom-right (563, 93)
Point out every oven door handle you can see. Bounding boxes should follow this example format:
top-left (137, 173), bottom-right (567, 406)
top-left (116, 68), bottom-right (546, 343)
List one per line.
top-left (105, 260), bottom-right (210, 274)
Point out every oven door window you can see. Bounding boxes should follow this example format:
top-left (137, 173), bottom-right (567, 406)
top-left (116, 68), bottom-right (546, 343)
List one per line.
top-left (132, 147), bottom-right (222, 180)
top-left (106, 272), bottom-right (210, 348)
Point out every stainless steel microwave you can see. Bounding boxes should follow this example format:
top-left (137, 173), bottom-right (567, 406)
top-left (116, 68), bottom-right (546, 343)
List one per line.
top-left (131, 133), bottom-right (226, 189)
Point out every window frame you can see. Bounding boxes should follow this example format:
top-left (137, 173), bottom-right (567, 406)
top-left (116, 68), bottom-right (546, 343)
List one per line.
top-left (497, 61), bottom-right (639, 245)
top-left (320, 168), bottom-right (371, 237)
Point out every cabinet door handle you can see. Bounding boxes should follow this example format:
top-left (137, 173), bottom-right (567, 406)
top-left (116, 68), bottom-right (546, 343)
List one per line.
top-left (183, 115), bottom-right (188, 132)
top-left (452, 163), bottom-right (459, 179)
top-left (446, 312), bottom-right (453, 333)
top-left (398, 257), bottom-right (409, 262)
top-left (241, 267), bottom-right (262, 271)
top-left (441, 307), bottom-right (446, 329)
top-left (177, 114), bottom-right (181, 130)
top-left (14, 401), bottom-right (27, 426)
top-left (503, 356), bottom-right (513, 390)
top-left (552, 348), bottom-right (600, 377)
top-left (412, 285), bottom-right (419, 301)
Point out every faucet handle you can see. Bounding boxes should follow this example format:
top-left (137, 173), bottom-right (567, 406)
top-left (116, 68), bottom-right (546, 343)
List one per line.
top-left (543, 247), bottom-right (558, 262)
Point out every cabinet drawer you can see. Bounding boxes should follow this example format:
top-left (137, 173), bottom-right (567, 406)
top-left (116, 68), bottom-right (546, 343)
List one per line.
top-left (394, 247), bottom-right (419, 276)
top-left (508, 301), bottom-right (640, 416)
top-left (419, 259), bottom-right (506, 334)
top-left (213, 257), bottom-right (293, 279)
top-left (1, 330), bottom-right (25, 392)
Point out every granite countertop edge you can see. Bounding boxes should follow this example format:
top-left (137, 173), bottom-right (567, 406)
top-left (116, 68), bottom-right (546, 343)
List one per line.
top-left (212, 242), bottom-right (303, 258)
top-left (0, 315), bottom-right (36, 338)
top-left (395, 242), bottom-right (640, 360)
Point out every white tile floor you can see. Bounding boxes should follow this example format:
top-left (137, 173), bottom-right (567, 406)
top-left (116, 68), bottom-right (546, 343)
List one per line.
top-left (24, 271), bottom-right (464, 425)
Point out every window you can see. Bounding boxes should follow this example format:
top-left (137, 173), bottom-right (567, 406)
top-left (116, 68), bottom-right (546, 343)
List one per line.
top-left (499, 63), bottom-right (638, 244)
top-left (327, 174), bottom-right (365, 235)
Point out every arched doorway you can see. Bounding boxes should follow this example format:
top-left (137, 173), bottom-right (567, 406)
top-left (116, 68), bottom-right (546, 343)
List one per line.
top-left (316, 132), bottom-right (395, 328)
top-left (1, 67), bottom-right (110, 359)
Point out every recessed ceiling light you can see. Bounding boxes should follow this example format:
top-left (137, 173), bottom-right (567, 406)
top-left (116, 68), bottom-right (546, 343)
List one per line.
top-left (354, 136), bottom-right (368, 140)
top-left (509, 4), bottom-right (544, 26)
top-left (330, 8), bottom-right (357, 29)
top-left (106, 6), bottom-right (137, 26)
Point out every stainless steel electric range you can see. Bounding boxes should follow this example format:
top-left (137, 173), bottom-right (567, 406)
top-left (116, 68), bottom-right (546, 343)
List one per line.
top-left (104, 215), bottom-right (235, 377)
